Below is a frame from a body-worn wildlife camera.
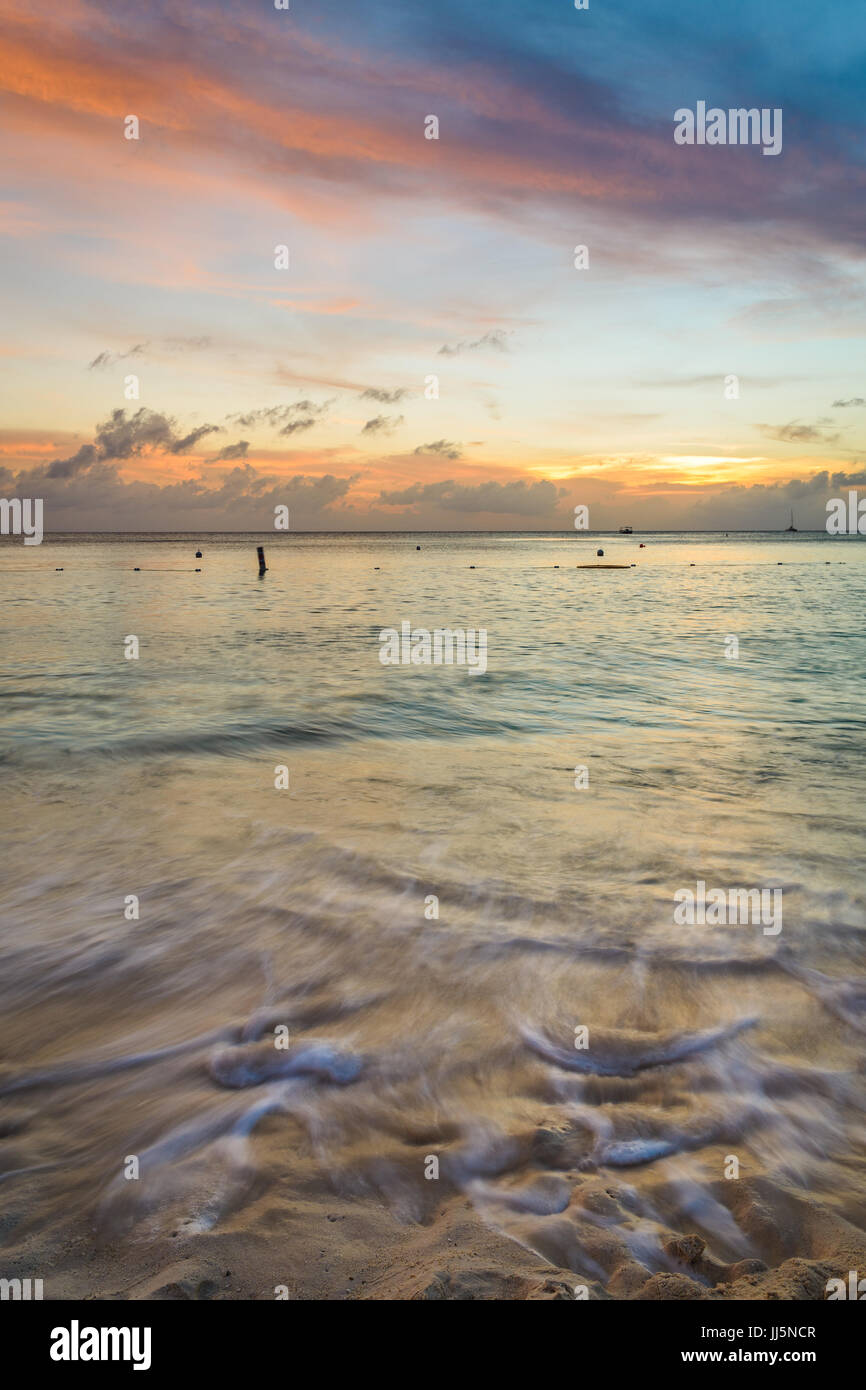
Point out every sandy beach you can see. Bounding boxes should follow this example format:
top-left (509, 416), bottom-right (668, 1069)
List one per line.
top-left (2, 534), bottom-right (865, 1301)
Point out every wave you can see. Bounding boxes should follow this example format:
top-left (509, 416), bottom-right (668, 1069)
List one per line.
top-left (521, 1016), bottom-right (759, 1078)
top-left (0, 703), bottom-right (531, 766)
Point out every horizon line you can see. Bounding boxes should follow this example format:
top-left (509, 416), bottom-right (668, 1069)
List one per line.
top-left (0, 528), bottom-right (839, 538)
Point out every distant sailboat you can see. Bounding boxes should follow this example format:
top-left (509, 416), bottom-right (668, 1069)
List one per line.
top-left (618, 525), bottom-right (633, 534)
top-left (786, 510), bottom-right (797, 532)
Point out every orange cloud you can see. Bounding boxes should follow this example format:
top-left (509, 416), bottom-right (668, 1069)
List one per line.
top-left (0, 5), bottom-right (654, 230)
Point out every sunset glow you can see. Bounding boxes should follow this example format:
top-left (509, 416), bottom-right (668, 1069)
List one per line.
top-left (1, 0), bottom-right (863, 530)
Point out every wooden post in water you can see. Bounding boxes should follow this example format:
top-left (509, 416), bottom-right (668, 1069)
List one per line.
top-left (257, 545), bottom-right (267, 576)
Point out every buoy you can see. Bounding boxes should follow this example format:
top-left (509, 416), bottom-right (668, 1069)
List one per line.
top-left (597, 548), bottom-right (604, 557)
top-left (195, 550), bottom-right (202, 558)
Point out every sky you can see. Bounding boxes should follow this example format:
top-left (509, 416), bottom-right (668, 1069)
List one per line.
top-left (0, 0), bottom-right (864, 531)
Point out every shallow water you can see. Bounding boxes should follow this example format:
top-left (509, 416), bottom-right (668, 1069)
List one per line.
top-left (1, 531), bottom-right (865, 1297)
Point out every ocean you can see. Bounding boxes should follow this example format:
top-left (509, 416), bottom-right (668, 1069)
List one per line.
top-left (1, 531), bottom-right (865, 1299)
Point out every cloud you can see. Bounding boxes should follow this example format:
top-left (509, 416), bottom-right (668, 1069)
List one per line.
top-left (361, 414), bottom-right (403, 435)
top-left (413, 439), bottom-right (462, 460)
top-left (636, 468), bottom-right (866, 531)
top-left (828, 470), bottom-right (866, 486)
top-left (173, 425), bottom-right (222, 453)
top-left (211, 440), bottom-right (249, 461)
top-left (87, 344), bottom-right (148, 370)
top-left (280, 400), bottom-right (332, 422)
top-left (87, 340), bottom-right (209, 373)
top-left (379, 478), bottom-right (559, 515)
top-left (45, 408), bottom-right (221, 478)
top-left (832, 398), bottom-right (866, 408)
top-left (228, 401), bottom-right (333, 434)
top-left (280, 416), bottom-right (318, 436)
top-left (360, 387), bottom-right (410, 404)
top-left (757, 421), bottom-right (840, 445)
top-left (45, 444), bottom-right (99, 480)
top-left (230, 407), bottom-right (286, 429)
top-left (5, 0), bottom-right (865, 293)
top-left (13, 449), bottom-right (359, 530)
top-left (438, 329), bottom-right (511, 358)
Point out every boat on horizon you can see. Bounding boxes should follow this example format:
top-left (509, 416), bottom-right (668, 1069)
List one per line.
top-left (786, 510), bottom-right (797, 532)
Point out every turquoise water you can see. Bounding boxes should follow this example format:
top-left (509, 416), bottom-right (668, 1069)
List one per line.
top-left (1, 531), bottom-right (865, 1297)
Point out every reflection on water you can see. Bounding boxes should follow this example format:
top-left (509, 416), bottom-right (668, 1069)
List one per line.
top-left (1, 532), bottom-right (865, 1299)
